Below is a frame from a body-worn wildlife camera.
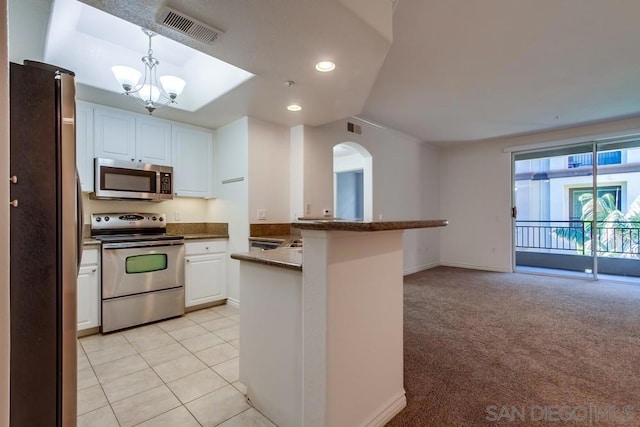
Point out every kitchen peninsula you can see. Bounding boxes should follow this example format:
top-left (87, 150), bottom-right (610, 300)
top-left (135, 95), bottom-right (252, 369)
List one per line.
top-left (232, 219), bottom-right (447, 427)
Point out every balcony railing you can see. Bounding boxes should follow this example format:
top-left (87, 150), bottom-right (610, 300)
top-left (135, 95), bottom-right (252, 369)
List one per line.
top-left (515, 220), bottom-right (586, 253)
top-left (515, 220), bottom-right (640, 257)
top-left (567, 151), bottom-right (622, 168)
top-left (596, 221), bottom-right (640, 255)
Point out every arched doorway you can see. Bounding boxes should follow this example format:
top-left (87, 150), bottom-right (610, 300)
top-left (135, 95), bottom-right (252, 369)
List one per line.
top-left (333, 142), bottom-right (372, 221)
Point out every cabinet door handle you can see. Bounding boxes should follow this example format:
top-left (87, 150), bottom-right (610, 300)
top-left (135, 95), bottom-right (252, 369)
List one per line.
top-left (138, 159), bottom-right (142, 162)
top-left (131, 158), bottom-right (134, 162)
top-left (205, 247), bottom-right (209, 250)
top-left (9, 199), bottom-right (18, 208)
top-left (186, 259), bottom-right (190, 263)
top-left (9, 176), bottom-right (17, 184)
top-left (91, 268), bottom-right (97, 273)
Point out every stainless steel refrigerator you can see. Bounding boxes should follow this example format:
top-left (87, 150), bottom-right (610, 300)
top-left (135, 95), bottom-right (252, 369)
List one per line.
top-left (9, 60), bottom-right (82, 427)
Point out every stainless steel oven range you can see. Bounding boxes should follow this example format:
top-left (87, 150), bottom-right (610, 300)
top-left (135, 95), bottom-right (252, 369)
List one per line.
top-left (91, 213), bottom-right (185, 333)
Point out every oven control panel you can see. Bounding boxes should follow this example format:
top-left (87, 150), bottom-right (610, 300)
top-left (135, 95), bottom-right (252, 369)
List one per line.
top-left (91, 212), bottom-right (166, 232)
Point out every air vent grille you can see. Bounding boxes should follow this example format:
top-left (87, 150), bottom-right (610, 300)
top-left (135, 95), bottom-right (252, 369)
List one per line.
top-left (158, 7), bottom-right (223, 44)
top-left (347, 122), bottom-right (362, 135)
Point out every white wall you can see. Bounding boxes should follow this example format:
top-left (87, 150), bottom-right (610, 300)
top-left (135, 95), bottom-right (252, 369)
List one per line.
top-left (248, 118), bottom-right (290, 223)
top-left (212, 117), bottom-right (250, 307)
top-left (408, 142), bottom-right (442, 273)
top-left (440, 115), bottom-right (640, 272)
top-left (1, 0), bottom-right (10, 422)
top-left (290, 125), bottom-right (304, 220)
top-left (303, 125), bottom-right (335, 218)
top-left (439, 140), bottom-right (513, 272)
top-left (303, 118), bottom-right (442, 274)
top-left (209, 116), bottom-right (290, 306)
top-left (334, 152), bottom-right (365, 172)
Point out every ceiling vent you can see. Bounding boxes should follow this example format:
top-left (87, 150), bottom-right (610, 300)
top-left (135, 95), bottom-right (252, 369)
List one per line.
top-left (347, 122), bottom-right (362, 135)
top-left (158, 7), bottom-right (223, 44)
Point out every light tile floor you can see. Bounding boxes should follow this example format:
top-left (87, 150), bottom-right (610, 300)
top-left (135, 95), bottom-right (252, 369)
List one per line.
top-left (77, 304), bottom-right (275, 427)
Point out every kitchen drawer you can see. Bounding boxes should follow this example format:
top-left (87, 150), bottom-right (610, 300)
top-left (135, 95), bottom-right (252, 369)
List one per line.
top-left (185, 240), bottom-right (227, 255)
top-left (81, 248), bottom-right (99, 265)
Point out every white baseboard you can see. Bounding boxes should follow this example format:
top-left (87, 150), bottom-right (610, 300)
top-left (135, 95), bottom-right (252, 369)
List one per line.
top-left (403, 262), bottom-right (440, 276)
top-left (439, 262), bottom-right (512, 273)
top-left (364, 390), bottom-right (407, 427)
top-left (226, 297), bottom-right (240, 309)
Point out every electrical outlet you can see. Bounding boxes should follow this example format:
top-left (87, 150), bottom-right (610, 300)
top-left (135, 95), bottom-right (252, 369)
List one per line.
top-left (257, 209), bottom-right (267, 220)
top-left (175, 211), bottom-right (181, 221)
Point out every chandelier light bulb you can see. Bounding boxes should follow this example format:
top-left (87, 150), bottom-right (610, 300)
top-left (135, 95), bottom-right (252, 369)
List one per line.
top-left (111, 65), bottom-right (141, 92)
top-left (140, 84), bottom-right (161, 103)
top-left (159, 75), bottom-right (186, 99)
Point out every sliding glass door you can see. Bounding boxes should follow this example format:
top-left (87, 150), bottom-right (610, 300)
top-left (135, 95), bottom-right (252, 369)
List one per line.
top-left (513, 137), bottom-right (640, 280)
top-left (594, 139), bottom-right (640, 279)
top-left (513, 144), bottom-right (595, 278)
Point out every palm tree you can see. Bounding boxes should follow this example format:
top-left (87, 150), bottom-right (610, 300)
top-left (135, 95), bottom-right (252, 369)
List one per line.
top-left (554, 193), bottom-right (640, 258)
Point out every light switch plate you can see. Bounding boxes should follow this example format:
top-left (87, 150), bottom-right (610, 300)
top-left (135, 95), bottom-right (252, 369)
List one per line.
top-left (257, 209), bottom-right (267, 220)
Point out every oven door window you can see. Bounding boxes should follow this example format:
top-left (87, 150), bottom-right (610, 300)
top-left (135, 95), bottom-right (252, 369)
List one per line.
top-left (126, 254), bottom-right (168, 274)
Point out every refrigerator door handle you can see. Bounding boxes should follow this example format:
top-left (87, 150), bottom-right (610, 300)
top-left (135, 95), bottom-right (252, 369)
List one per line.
top-left (76, 168), bottom-right (84, 273)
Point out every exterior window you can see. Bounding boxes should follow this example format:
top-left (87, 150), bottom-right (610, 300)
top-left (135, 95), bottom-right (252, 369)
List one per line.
top-left (569, 185), bottom-right (622, 220)
top-left (568, 151), bottom-right (621, 168)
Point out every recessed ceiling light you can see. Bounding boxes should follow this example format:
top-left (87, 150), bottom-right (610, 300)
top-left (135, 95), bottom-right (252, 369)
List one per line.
top-left (287, 104), bottom-right (302, 112)
top-left (315, 61), bottom-right (336, 72)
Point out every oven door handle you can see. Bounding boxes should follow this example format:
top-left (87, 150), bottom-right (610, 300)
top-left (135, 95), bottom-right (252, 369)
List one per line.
top-left (102, 239), bottom-right (185, 250)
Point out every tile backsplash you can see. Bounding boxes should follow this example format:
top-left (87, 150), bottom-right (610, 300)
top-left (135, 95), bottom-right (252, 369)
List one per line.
top-left (250, 223), bottom-right (299, 237)
top-left (166, 222), bottom-right (228, 236)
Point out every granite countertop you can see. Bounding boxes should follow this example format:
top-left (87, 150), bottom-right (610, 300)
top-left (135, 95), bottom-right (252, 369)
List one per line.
top-left (231, 248), bottom-right (303, 271)
top-left (292, 219), bottom-right (448, 231)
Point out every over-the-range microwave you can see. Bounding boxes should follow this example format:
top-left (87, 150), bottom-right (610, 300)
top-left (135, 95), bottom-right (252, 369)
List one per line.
top-left (91, 158), bottom-right (173, 201)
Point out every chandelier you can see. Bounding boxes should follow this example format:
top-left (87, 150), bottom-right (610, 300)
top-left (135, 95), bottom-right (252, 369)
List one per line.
top-left (112, 28), bottom-right (186, 114)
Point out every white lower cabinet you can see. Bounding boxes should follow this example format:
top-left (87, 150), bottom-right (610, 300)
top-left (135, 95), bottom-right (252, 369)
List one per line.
top-left (78, 248), bottom-right (100, 331)
top-left (185, 240), bottom-right (227, 307)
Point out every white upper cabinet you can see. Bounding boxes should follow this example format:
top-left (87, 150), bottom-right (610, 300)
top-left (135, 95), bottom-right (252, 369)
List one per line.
top-left (94, 106), bottom-right (136, 162)
top-left (172, 124), bottom-right (214, 198)
top-left (136, 117), bottom-right (172, 166)
top-left (76, 101), bottom-right (94, 192)
top-left (93, 106), bottom-right (172, 166)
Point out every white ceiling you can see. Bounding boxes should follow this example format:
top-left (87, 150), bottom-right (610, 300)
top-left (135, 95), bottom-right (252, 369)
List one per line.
top-left (363, 0), bottom-right (640, 144)
top-left (45, 0), bottom-right (254, 112)
top-left (9, 0), bottom-right (640, 144)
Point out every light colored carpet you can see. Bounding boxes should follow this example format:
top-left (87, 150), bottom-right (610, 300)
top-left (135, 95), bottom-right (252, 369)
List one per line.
top-left (387, 267), bottom-right (640, 426)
